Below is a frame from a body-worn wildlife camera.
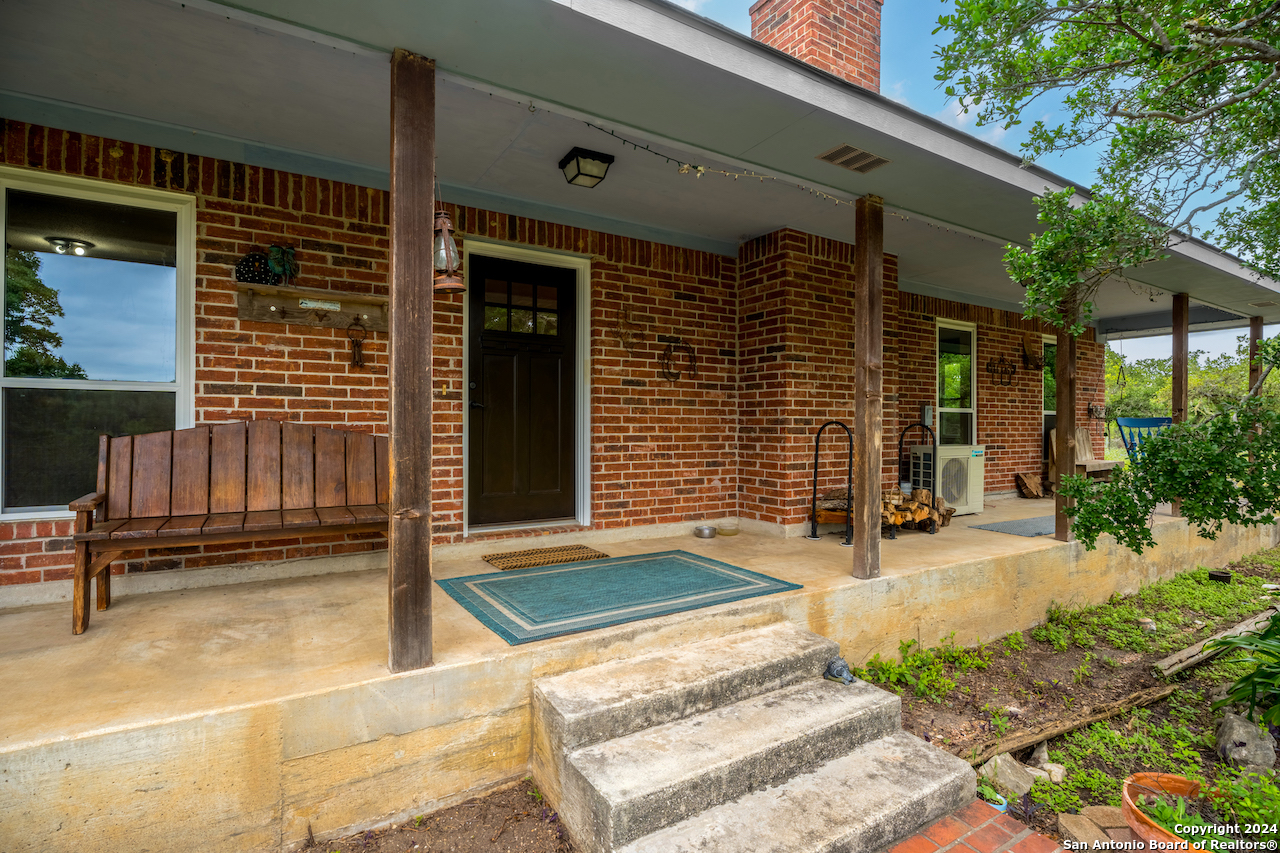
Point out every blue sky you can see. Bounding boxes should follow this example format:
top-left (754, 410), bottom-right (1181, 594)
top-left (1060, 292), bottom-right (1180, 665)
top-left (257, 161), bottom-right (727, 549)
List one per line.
top-left (35, 253), bottom-right (176, 382)
top-left (675, 0), bottom-right (1273, 362)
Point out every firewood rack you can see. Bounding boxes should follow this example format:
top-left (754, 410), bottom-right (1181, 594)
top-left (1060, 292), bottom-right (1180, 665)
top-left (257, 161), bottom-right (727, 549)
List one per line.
top-left (894, 422), bottom-right (940, 538)
top-left (805, 420), bottom-right (854, 547)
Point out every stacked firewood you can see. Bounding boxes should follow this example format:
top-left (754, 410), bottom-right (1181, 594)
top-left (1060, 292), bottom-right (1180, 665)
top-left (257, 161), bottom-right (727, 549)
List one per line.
top-left (811, 487), bottom-right (956, 531)
top-left (881, 488), bottom-right (955, 530)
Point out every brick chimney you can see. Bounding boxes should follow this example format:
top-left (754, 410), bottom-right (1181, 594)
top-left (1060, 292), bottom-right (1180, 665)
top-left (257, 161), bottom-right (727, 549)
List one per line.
top-left (749, 0), bottom-right (882, 92)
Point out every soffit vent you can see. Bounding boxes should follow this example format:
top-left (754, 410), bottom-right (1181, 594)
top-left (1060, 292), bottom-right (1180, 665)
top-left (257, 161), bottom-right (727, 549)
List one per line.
top-left (1248, 300), bottom-right (1279, 308)
top-left (816, 143), bottom-right (891, 174)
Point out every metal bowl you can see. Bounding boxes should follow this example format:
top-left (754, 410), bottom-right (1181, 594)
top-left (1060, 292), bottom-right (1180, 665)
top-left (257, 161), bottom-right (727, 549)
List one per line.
top-left (693, 525), bottom-right (717, 538)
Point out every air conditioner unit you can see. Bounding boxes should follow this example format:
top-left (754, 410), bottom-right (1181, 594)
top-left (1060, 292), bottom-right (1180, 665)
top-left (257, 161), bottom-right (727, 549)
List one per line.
top-left (910, 445), bottom-right (985, 516)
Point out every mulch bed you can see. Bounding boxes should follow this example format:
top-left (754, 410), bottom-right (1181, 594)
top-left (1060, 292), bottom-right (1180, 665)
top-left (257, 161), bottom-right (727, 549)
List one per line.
top-left (312, 781), bottom-right (574, 853)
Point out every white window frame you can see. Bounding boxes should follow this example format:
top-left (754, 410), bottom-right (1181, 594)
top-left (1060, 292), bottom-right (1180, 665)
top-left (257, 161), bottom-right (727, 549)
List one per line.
top-left (459, 237), bottom-right (592, 534)
top-left (0, 166), bottom-right (196, 520)
top-left (1042, 333), bottom-right (1057, 416)
top-left (935, 319), bottom-right (977, 445)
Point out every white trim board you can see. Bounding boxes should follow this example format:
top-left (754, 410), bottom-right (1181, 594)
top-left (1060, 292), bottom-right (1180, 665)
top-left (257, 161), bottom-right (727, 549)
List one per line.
top-left (459, 239), bottom-right (593, 535)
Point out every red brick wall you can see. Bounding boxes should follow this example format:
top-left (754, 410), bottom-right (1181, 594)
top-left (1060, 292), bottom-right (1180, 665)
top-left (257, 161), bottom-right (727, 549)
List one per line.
top-left (0, 118), bottom-right (1106, 591)
top-left (893, 292), bottom-right (1106, 496)
top-left (749, 0), bottom-right (883, 92)
top-left (737, 229), bottom-right (900, 527)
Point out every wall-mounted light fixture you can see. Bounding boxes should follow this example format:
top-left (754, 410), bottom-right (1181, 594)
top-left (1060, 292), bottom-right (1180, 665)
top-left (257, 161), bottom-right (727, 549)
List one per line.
top-left (47, 238), bottom-right (94, 256)
top-left (432, 210), bottom-right (464, 294)
top-left (558, 148), bottom-right (615, 188)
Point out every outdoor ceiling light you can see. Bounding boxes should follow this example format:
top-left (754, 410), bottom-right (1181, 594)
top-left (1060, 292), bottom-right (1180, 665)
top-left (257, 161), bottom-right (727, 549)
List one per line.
top-left (432, 210), bottom-right (465, 294)
top-left (558, 147), bottom-right (615, 188)
top-left (47, 238), bottom-right (94, 256)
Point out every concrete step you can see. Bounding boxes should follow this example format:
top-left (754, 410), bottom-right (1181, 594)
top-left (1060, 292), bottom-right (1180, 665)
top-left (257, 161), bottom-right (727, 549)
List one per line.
top-left (559, 678), bottom-right (900, 853)
top-left (616, 730), bottom-right (977, 853)
top-left (535, 621), bottom-right (839, 753)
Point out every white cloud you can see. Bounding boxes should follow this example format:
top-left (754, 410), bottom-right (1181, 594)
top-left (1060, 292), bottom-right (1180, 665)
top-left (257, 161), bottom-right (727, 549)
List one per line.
top-left (932, 99), bottom-right (974, 128)
top-left (883, 79), bottom-right (911, 106)
top-left (667, 0), bottom-right (709, 10)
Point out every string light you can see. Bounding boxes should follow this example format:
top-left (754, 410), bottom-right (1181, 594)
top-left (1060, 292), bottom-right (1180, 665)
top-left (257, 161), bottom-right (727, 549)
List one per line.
top-left (585, 123), bottom-right (909, 219)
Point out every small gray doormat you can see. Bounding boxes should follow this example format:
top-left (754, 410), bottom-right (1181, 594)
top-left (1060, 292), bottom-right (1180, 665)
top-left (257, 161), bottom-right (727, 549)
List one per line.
top-left (970, 515), bottom-right (1056, 537)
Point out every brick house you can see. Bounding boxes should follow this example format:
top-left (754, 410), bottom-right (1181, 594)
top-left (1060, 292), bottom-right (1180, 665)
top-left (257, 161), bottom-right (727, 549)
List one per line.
top-left (0, 0), bottom-right (1273, 614)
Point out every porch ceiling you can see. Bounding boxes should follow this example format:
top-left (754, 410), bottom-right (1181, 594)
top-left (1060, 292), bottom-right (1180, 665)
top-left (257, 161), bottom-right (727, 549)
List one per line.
top-left (2, 0), bottom-right (1277, 335)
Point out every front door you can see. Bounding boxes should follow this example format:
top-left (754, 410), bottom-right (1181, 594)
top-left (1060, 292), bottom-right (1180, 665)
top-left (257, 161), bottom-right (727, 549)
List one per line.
top-left (467, 255), bottom-right (576, 526)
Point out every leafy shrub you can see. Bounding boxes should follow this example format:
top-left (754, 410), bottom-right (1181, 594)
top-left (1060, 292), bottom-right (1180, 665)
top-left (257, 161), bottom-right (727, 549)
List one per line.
top-left (1210, 772), bottom-right (1280, 843)
top-left (1206, 611), bottom-right (1280, 726)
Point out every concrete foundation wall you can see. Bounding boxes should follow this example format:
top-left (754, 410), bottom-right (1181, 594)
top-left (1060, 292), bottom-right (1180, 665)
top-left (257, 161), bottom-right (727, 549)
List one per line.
top-left (2, 517), bottom-right (1274, 853)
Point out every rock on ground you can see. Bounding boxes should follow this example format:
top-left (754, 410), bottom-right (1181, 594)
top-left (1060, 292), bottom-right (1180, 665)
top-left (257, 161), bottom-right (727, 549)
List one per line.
top-left (1216, 712), bottom-right (1277, 769)
top-left (978, 753), bottom-right (1035, 796)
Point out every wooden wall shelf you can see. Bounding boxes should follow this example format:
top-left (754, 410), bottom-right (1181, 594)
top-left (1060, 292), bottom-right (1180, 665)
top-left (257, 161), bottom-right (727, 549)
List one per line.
top-left (236, 283), bottom-right (389, 333)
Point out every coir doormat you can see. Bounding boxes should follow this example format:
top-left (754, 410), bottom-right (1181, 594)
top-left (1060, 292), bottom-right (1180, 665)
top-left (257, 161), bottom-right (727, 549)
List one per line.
top-left (482, 544), bottom-right (610, 571)
top-left (437, 550), bottom-right (802, 645)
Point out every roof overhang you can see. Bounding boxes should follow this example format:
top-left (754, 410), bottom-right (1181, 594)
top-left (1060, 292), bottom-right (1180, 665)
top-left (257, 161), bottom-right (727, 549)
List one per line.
top-left (2, 0), bottom-right (1276, 336)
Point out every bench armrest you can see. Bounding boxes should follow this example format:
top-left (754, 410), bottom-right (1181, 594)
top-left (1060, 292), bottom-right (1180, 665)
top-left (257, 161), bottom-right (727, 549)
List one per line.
top-left (69, 491), bottom-right (105, 512)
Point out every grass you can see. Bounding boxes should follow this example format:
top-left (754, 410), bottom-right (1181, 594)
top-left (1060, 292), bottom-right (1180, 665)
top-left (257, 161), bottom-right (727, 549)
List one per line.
top-left (1028, 699), bottom-right (1213, 814)
top-left (1030, 564), bottom-right (1279, 656)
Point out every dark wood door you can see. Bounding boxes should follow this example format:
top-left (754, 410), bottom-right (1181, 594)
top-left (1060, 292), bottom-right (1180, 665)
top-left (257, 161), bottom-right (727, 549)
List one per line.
top-left (468, 256), bottom-right (576, 525)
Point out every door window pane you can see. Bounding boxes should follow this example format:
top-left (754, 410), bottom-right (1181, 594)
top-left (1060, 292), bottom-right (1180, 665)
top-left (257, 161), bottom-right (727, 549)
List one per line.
top-left (939, 411), bottom-right (973, 445)
top-left (536, 313), bottom-right (558, 336)
top-left (511, 308), bottom-right (535, 334)
top-left (537, 286), bottom-right (557, 310)
top-left (4, 387), bottom-right (175, 510)
top-left (484, 306), bottom-right (508, 331)
top-left (1043, 343), bottom-right (1057, 413)
top-left (484, 279), bottom-right (508, 305)
top-left (938, 328), bottom-right (973, 410)
top-left (511, 282), bottom-right (534, 307)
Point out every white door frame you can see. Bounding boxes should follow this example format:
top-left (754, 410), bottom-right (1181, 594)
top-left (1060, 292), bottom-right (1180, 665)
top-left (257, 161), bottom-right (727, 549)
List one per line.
top-left (459, 238), bottom-right (592, 534)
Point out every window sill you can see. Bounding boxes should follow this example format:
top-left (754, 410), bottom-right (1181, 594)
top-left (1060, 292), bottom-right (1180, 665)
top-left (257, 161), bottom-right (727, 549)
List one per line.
top-left (0, 509), bottom-right (76, 523)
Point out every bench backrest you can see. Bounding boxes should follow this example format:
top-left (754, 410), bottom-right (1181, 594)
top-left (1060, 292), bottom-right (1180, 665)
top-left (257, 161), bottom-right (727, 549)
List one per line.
top-left (98, 421), bottom-right (389, 520)
top-left (1048, 427), bottom-right (1100, 464)
top-left (1115, 417), bottom-right (1172, 460)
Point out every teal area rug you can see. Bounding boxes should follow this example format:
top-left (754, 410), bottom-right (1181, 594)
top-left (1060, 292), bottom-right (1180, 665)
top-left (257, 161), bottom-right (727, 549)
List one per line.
top-left (437, 550), bottom-right (802, 645)
top-left (971, 515), bottom-right (1056, 537)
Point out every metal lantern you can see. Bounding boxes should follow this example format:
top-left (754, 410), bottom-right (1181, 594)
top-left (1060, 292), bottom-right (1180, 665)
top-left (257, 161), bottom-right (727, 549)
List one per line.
top-left (432, 209), bottom-right (464, 294)
top-left (558, 147), bottom-right (615, 188)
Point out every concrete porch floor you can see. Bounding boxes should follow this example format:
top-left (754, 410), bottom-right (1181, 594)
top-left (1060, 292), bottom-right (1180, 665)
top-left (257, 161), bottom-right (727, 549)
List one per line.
top-left (1, 495), bottom-right (1089, 747)
top-left (1, 495), bottom-right (1269, 853)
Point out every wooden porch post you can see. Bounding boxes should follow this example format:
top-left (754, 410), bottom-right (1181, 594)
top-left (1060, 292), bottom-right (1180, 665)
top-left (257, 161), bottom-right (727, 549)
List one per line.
top-left (852, 195), bottom-right (884, 579)
top-left (1249, 315), bottom-right (1264, 395)
top-left (1171, 293), bottom-right (1189, 518)
top-left (388, 48), bottom-right (435, 673)
top-left (1053, 323), bottom-right (1077, 541)
top-left (1172, 294), bottom-right (1190, 422)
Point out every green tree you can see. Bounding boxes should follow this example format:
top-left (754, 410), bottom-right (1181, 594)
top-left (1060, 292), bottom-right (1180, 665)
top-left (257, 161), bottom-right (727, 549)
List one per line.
top-left (4, 248), bottom-right (86, 379)
top-left (935, 0), bottom-right (1280, 286)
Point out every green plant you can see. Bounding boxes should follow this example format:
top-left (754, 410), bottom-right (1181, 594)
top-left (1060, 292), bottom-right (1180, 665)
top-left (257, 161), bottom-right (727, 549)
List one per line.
top-left (1002, 631), bottom-right (1026, 655)
top-left (1137, 794), bottom-right (1235, 846)
top-left (977, 779), bottom-right (1003, 804)
top-left (986, 704), bottom-right (1011, 737)
top-left (1210, 772), bottom-right (1280, 842)
top-left (1206, 611), bottom-right (1280, 726)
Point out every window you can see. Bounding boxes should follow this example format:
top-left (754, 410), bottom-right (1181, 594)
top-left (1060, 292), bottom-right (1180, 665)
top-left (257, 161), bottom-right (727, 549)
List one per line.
top-left (937, 323), bottom-right (975, 445)
top-left (1, 170), bottom-right (193, 515)
top-left (1043, 338), bottom-right (1056, 459)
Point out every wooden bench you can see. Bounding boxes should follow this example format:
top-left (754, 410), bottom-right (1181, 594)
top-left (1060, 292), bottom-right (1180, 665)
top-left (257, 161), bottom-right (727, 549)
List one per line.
top-left (69, 421), bottom-right (389, 634)
top-left (1048, 426), bottom-right (1123, 486)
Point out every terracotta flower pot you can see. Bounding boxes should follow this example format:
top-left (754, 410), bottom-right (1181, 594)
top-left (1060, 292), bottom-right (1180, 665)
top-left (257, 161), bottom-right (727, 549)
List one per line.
top-left (1121, 772), bottom-right (1210, 853)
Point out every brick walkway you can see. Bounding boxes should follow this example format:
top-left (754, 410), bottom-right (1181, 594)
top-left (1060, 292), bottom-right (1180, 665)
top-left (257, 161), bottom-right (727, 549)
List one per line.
top-left (890, 800), bottom-right (1064, 853)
